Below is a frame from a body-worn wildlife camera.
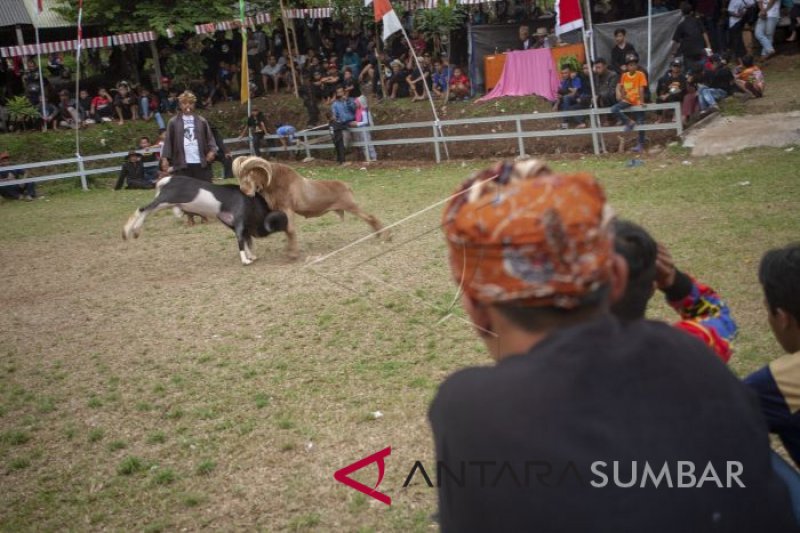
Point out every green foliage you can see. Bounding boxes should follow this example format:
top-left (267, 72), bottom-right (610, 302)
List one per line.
top-left (166, 52), bottom-right (208, 86)
top-left (414, 3), bottom-right (468, 37)
top-left (558, 55), bottom-right (581, 72)
top-left (6, 96), bottom-right (41, 124)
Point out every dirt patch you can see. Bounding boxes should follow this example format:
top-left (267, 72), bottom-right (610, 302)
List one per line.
top-left (683, 111), bottom-right (800, 156)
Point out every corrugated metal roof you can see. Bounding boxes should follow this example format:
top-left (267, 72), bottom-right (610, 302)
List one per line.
top-left (24, 0), bottom-right (73, 28)
top-left (0, 0), bottom-right (33, 27)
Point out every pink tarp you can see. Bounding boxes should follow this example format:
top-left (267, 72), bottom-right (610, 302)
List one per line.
top-left (478, 49), bottom-right (559, 103)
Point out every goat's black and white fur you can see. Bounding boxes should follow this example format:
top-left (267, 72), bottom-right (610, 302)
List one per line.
top-left (122, 175), bottom-right (288, 265)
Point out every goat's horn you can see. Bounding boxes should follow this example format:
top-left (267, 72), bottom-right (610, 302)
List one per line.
top-left (235, 156), bottom-right (272, 188)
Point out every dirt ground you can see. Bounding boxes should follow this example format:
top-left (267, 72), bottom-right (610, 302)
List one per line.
top-left (683, 110), bottom-right (800, 156)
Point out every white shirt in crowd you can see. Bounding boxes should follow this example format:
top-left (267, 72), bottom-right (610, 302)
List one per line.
top-left (182, 114), bottom-right (201, 164)
top-left (761, 0), bottom-right (780, 17)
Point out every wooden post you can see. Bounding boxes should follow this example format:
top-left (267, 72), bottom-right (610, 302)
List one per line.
top-left (279, 0), bottom-right (299, 97)
top-left (150, 41), bottom-right (164, 89)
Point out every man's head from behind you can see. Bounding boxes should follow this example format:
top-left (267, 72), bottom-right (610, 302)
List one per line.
top-left (610, 220), bottom-right (658, 321)
top-left (441, 160), bottom-right (627, 360)
top-left (760, 244), bottom-right (800, 353)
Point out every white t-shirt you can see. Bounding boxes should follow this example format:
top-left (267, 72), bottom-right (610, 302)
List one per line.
top-left (182, 114), bottom-right (201, 164)
top-left (762, 0), bottom-right (779, 17)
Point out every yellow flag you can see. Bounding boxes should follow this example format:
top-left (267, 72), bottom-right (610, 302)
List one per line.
top-left (240, 37), bottom-right (249, 104)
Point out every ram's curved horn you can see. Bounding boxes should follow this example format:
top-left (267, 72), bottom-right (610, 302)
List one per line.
top-left (233, 156), bottom-right (273, 189)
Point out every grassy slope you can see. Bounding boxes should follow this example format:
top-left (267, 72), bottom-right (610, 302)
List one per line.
top-left (0, 145), bottom-right (799, 531)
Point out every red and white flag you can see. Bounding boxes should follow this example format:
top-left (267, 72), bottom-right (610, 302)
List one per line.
top-left (372, 0), bottom-right (402, 41)
top-left (555, 0), bottom-right (583, 36)
top-left (36, 0), bottom-right (43, 13)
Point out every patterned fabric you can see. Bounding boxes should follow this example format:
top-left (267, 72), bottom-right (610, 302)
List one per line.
top-left (442, 161), bottom-right (614, 309)
top-left (666, 275), bottom-right (737, 363)
top-left (0, 32), bottom-right (155, 58)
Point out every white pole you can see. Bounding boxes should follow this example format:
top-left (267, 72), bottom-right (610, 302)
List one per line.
top-left (75, 1), bottom-right (86, 190)
top-left (34, 8), bottom-right (47, 131)
top-left (582, 0), bottom-right (602, 154)
top-left (397, 25), bottom-right (449, 160)
top-left (647, 0), bottom-right (653, 75)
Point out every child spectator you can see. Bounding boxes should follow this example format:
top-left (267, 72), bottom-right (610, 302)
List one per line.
top-left (449, 66), bottom-right (470, 100)
top-left (56, 89), bottom-right (80, 129)
top-left (349, 95), bottom-right (376, 161)
top-left (432, 60), bottom-right (450, 98)
top-left (138, 136), bottom-right (159, 183)
top-left (735, 55), bottom-right (765, 98)
top-left (91, 87), bottom-right (114, 123)
top-left (114, 82), bottom-right (139, 125)
top-left (77, 89), bottom-right (92, 124)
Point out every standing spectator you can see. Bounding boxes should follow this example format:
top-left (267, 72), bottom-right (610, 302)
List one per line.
top-left (728, 0), bottom-right (757, 60)
top-left (156, 76), bottom-right (172, 113)
top-left (330, 85), bottom-right (356, 164)
top-left (114, 151), bottom-right (155, 190)
top-left (611, 28), bottom-right (638, 74)
top-left (734, 54), bottom-right (765, 97)
top-left (246, 28), bottom-right (265, 73)
top-left (671, 2), bottom-right (712, 73)
top-left (0, 152), bottom-right (37, 201)
top-left (449, 66), bottom-right (471, 100)
top-left (788, 0), bottom-right (800, 42)
top-left (209, 120), bottom-right (233, 179)
top-left (113, 82), bottom-right (139, 125)
top-left (90, 87), bottom-right (114, 123)
top-left (239, 108), bottom-right (269, 158)
top-left (349, 95), bottom-right (376, 161)
top-left (612, 54), bottom-right (648, 152)
top-left (432, 160), bottom-right (798, 533)
top-left (754, 0), bottom-right (780, 59)
top-left (342, 67), bottom-right (361, 99)
top-left (342, 47), bottom-right (361, 79)
top-left (160, 91), bottom-right (218, 182)
top-left (592, 58), bottom-right (619, 109)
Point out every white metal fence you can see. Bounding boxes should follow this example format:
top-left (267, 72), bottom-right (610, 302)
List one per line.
top-left (0, 102), bottom-right (681, 190)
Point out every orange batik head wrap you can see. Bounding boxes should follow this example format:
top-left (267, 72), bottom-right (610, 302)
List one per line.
top-left (442, 160), bottom-right (615, 309)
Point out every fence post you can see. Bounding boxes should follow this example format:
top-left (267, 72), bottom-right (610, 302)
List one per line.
top-left (303, 133), bottom-right (311, 160)
top-left (674, 102), bottom-right (683, 136)
top-left (589, 109), bottom-right (600, 155)
top-left (77, 155), bottom-right (88, 191)
top-left (515, 118), bottom-right (525, 156)
top-left (362, 130), bottom-right (370, 162)
top-left (432, 125), bottom-right (441, 163)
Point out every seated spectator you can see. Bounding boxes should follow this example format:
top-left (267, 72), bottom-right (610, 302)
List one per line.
top-left (114, 151), bottom-right (155, 190)
top-left (0, 151), bottom-right (37, 201)
top-left (449, 66), bottom-right (470, 100)
top-left (349, 95), bottom-right (376, 161)
top-left (90, 87), bottom-right (114, 123)
top-left (744, 244), bottom-right (800, 468)
top-left (410, 30), bottom-right (427, 56)
top-left (387, 60), bottom-right (410, 99)
top-left (554, 64), bottom-right (588, 128)
top-left (138, 87), bottom-right (165, 130)
top-left (261, 55), bottom-right (285, 94)
top-left (276, 123), bottom-right (297, 150)
top-left (432, 60), bottom-right (451, 98)
top-left (530, 27), bottom-right (551, 49)
top-left (611, 219), bottom-right (737, 363)
top-left (407, 58), bottom-right (431, 102)
top-left (164, 89), bottom-right (179, 114)
top-left (56, 89), bottom-right (80, 130)
top-left (612, 53), bottom-right (648, 153)
top-left (342, 67), bottom-right (361, 99)
top-left (77, 89), bottom-right (92, 124)
top-left (592, 58), bottom-right (619, 110)
top-left (655, 59), bottom-right (687, 123)
top-left (113, 82), bottom-right (139, 125)
top-left (137, 136), bottom-right (159, 183)
top-left (698, 54), bottom-right (735, 112)
top-left (735, 55), bottom-right (765, 98)
top-left (41, 100), bottom-right (59, 131)
top-left (432, 159), bottom-right (798, 532)
top-left (342, 47), bottom-right (361, 79)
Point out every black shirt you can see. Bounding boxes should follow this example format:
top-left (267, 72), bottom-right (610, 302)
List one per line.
top-left (429, 315), bottom-right (796, 533)
top-left (611, 42), bottom-right (637, 74)
top-left (673, 16), bottom-right (707, 60)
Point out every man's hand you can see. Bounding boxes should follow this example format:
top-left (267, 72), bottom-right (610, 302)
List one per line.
top-left (655, 243), bottom-right (677, 290)
top-left (205, 151), bottom-right (216, 163)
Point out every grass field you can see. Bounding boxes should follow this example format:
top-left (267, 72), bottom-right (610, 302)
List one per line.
top-left (1, 146), bottom-right (799, 531)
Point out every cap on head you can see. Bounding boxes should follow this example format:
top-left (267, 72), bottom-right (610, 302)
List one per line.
top-left (671, 58), bottom-right (682, 68)
top-left (442, 160), bottom-right (615, 309)
top-left (625, 53), bottom-right (639, 64)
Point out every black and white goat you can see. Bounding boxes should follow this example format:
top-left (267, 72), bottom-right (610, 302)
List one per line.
top-left (122, 175), bottom-right (288, 265)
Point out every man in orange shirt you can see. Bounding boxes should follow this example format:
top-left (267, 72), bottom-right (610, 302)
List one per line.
top-left (611, 54), bottom-right (648, 153)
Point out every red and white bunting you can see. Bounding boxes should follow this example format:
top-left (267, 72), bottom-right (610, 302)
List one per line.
top-left (194, 13), bottom-right (272, 35)
top-left (398, 0), bottom-right (438, 9)
top-left (1, 35), bottom-right (114, 58)
top-left (111, 31), bottom-right (157, 45)
top-left (284, 8), bottom-right (333, 19)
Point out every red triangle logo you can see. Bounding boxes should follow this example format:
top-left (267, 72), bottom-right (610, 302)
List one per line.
top-left (333, 447), bottom-right (392, 505)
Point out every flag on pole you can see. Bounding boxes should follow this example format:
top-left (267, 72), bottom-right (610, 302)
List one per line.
top-left (364, 0), bottom-right (373, 5)
top-left (239, 0), bottom-right (249, 104)
top-left (37, 0), bottom-right (43, 13)
top-left (373, 0), bottom-right (402, 42)
top-left (76, 0), bottom-right (84, 41)
top-left (555, 0), bottom-right (583, 36)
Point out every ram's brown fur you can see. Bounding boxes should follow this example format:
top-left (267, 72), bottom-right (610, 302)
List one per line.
top-left (233, 156), bottom-right (387, 258)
